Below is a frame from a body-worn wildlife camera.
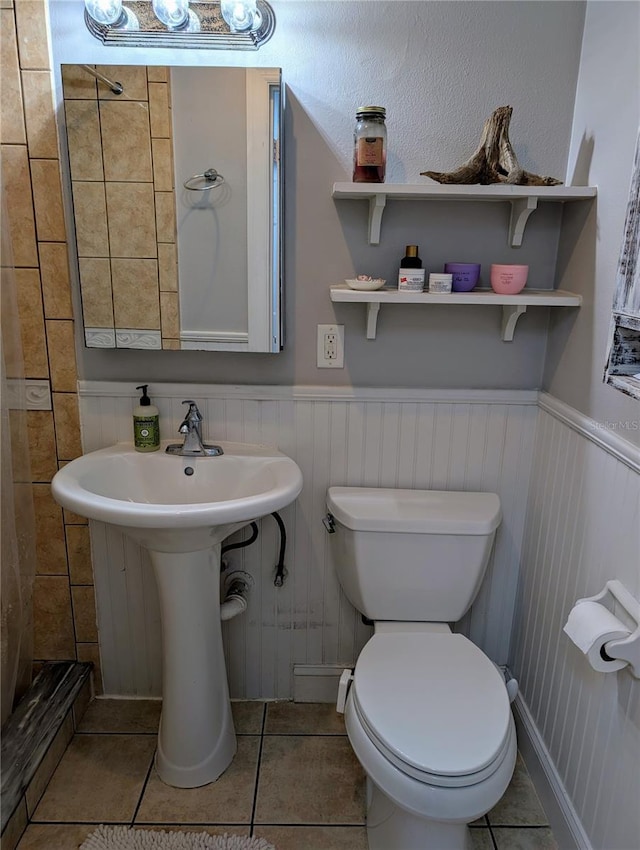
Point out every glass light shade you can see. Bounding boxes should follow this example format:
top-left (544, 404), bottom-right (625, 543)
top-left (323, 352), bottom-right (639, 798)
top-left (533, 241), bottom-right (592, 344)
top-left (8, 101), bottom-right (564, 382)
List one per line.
top-left (221, 0), bottom-right (260, 32)
top-left (84, 0), bottom-right (124, 26)
top-left (152, 0), bottom-right (190, 29)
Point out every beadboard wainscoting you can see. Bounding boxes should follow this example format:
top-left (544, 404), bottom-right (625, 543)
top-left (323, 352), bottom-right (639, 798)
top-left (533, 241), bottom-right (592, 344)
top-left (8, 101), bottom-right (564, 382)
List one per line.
top-left (78, 383), bottom-right (538, 698)
top-left (511, 395), bottom-right (640, 850)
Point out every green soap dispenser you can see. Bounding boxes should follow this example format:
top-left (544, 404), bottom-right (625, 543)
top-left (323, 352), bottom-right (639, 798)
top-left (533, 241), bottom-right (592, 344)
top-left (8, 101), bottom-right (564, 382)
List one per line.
top-left (133, 385), bottom-right (160, 452)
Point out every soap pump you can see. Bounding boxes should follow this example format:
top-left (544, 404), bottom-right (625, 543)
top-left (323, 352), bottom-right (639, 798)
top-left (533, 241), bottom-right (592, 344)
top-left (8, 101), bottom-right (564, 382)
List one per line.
top-left (133, 385), bottom-right (160, 452)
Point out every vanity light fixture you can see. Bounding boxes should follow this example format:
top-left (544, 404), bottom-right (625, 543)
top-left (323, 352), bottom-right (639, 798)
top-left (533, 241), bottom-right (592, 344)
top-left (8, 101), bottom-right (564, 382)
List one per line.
top-left (84, 0), bottom-right (275, 49)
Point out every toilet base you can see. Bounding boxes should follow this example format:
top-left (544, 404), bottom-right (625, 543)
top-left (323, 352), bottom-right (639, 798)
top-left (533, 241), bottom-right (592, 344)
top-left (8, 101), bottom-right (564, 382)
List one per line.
top-left (367, 777), bottom-right (472, 850)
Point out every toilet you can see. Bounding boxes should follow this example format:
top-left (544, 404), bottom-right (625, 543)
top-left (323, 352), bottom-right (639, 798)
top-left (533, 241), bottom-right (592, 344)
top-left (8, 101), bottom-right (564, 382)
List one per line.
top-left (326, 486), bottom-right (517, 850)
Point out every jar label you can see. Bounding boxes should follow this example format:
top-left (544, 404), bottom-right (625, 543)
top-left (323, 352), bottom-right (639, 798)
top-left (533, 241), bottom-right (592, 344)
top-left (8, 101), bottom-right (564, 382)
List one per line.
top-left (134, 416), bottom-right (159, 448)
top-left (357, 137), bottom-right (384, 166)
top-left (428, 273), bottom-right (453, 293)
top-left (398, 269), bottom-right (426, 292)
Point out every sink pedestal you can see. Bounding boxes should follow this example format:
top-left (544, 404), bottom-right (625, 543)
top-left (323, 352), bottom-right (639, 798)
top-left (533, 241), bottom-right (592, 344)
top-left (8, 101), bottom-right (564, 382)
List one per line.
top-left (150, 544), bottom-right (236, 788)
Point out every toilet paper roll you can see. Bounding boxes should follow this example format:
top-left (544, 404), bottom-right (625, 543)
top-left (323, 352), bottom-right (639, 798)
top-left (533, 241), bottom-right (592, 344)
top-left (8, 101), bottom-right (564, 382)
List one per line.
top-left (563, 601), bottom-right (630, 672)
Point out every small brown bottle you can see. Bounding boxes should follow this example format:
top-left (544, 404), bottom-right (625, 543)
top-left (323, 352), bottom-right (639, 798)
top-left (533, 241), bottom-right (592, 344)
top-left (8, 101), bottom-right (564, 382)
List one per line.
top-left (400, 245), bottom-right (422, 268)
top-left (398, 245), bottom-right (425, 291)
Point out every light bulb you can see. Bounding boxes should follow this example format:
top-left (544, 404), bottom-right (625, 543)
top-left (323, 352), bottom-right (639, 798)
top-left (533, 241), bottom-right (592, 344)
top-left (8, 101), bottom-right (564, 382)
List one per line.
top-left (84, 0), bottom-right (125, 26)
top-left (152, 0), bottom-right (190, 29)
top-left (221, 0), bottom-right (260, 32)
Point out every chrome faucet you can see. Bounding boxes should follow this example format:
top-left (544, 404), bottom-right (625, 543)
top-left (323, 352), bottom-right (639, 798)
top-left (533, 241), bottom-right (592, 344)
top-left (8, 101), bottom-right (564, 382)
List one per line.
top-left (165, 400), bottom-right (224, 457)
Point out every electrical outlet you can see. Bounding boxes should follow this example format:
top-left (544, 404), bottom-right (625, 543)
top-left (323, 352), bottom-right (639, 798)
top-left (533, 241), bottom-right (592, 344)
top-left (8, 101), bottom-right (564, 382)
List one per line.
top-left (317, 324), bottom-right (344, 368)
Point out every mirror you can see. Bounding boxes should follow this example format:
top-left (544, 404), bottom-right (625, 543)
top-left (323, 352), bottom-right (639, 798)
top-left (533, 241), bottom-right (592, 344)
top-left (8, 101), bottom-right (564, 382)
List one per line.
top-left (61, 64), bottom-right (282, 352)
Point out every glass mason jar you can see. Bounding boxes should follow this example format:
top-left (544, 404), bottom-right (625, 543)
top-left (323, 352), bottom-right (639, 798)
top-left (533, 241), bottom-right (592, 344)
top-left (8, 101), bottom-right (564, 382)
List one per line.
top-left (353, 106), bottom-right (387, 183)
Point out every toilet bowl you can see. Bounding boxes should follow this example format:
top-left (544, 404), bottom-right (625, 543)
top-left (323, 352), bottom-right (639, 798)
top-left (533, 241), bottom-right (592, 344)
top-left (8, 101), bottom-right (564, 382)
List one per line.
top-left (325, 486), bottom-right (516, 850)
top-left (344, 626), bottom-right (517, 849)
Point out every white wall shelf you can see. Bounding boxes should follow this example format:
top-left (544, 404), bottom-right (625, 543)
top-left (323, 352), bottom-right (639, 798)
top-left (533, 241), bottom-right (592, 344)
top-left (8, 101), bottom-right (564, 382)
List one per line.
top-left (332, 183), bottom-right (597, 247)
top-left (329, 285), bottom-right (583, 341)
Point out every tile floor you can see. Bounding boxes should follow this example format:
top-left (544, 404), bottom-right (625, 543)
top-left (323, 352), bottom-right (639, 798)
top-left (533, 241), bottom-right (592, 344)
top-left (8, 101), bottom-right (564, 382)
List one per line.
top-left (17, 700), bottom-right (557, 850)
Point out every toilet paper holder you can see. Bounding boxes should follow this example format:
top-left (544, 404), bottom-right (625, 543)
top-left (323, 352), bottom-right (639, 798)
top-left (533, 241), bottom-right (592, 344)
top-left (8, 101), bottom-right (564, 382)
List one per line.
top-left (575, 580), bottom-right (640, 678)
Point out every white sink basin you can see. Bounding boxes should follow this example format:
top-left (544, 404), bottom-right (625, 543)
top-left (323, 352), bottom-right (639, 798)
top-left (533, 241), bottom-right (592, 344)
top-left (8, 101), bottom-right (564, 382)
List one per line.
top-left (52, 440), bottom-right (303, 552)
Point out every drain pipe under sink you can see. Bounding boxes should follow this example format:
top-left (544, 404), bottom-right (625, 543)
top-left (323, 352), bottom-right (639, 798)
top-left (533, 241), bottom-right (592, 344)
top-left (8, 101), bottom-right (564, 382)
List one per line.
top-left (220, 571), bottom-right (253, 621)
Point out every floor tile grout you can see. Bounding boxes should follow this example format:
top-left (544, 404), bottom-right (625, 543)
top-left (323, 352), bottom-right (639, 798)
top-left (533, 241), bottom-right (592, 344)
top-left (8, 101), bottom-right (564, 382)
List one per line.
top-left (248, 703), bottom-right (268, 835)
top-left (489, 823), bottom-right (552, 828)
top-left (487, 823), bottom-right (499, 849)
top-left (73, 731), bottom-right (349, 737)
top-left (74, 730), bottom-right (159, 735)
top-left (28, 820), bottom-right (253, 827)
top-left (253, 822), bottom-right (367, 828)
top-left (129, 747), bottom-right (157, 826)
top-left (262, 732), bottom-right (348, 737)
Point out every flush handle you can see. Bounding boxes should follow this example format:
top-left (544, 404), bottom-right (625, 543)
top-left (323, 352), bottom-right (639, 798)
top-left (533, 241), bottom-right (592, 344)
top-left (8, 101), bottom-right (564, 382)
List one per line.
top-left (322, 513), bottom-right (336, 534)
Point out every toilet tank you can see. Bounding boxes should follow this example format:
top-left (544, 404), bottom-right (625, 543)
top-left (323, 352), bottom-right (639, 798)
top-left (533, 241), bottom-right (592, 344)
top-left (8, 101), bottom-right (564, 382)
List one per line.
top-left (326, 487), bottom-right (501, 622)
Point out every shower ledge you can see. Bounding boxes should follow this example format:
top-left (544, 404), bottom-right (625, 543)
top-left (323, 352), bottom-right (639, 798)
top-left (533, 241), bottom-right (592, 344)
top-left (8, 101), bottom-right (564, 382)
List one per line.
top-left (0, 661), bottom-right (92, 836)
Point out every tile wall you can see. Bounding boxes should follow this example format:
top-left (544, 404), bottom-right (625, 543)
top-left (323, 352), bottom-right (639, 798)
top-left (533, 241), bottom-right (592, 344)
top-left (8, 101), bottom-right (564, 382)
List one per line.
top-left (0, 0), bottom-right (100, 687)
top-left (63, 64), bottom-right (180, 350)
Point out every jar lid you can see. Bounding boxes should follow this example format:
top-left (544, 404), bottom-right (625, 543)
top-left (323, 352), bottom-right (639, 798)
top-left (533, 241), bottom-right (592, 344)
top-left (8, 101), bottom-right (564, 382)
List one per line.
top-left (356, 106), bottom-right (386, 116)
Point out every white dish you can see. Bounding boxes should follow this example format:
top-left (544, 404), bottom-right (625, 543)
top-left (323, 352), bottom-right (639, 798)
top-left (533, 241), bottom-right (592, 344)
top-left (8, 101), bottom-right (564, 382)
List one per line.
top-left (345, 278), bottom-right (386, 291)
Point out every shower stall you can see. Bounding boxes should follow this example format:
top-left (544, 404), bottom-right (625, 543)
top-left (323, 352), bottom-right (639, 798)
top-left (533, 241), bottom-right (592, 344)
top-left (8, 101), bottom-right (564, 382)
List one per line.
top-left (1, 189), bottom-right (36, 726)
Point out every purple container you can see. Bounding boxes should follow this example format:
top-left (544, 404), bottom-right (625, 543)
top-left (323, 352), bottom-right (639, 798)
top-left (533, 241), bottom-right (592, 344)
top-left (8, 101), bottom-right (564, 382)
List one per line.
top-left (444, 262), bottom-right (481, 292)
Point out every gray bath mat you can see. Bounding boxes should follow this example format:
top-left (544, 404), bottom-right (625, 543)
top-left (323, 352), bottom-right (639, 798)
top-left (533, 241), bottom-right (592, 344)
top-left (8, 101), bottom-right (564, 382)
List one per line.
top-left (80, 825), bottom-right (276, 850)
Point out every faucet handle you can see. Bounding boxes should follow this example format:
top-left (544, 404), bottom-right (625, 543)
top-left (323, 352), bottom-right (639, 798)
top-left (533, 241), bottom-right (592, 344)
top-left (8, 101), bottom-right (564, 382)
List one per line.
top-left (182, 400), bottom-right (203, 421)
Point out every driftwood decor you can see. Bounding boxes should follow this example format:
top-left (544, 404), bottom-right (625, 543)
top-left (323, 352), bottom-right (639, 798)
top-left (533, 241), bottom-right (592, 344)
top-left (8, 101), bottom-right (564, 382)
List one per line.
top-left (421, 106), bottom-right (562, 187)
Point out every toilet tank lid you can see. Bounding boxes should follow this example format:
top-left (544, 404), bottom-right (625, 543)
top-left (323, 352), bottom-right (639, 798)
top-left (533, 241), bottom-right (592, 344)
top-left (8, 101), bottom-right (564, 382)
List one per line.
top-left (327, 487), bottom-right (501, 534)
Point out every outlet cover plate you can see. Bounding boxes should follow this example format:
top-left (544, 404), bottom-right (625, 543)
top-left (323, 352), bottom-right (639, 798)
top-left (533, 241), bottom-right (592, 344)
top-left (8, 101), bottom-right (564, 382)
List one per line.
top-left (317, 324), bottom-right (344, 368)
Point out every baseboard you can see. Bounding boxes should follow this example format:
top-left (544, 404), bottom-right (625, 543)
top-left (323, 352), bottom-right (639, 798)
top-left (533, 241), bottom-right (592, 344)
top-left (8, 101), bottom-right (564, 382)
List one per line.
top-left (293, 664), bottom-right (348, 703)
top-left (513, 693), bottom-right (593, 850)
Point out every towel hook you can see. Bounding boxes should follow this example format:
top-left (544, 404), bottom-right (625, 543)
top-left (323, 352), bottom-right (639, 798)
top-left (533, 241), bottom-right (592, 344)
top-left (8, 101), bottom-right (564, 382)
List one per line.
top-left (183, 168), bottom-right (225, 192)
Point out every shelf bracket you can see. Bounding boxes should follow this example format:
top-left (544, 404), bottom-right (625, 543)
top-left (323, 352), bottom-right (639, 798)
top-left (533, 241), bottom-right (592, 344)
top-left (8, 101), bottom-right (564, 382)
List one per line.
top-left (508, 196), bottom-right (538, 247)
top-left (368, 194), bottom-right (386, 245)
top-left (502, 304), bottom-right (527, 341)
top-left (366, 302), bottom-right (381, 339)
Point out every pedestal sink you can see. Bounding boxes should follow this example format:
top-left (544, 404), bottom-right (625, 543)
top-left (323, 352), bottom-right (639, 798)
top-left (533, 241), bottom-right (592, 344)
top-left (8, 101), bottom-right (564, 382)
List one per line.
top-left (51, 441), bottom-right (303, 787)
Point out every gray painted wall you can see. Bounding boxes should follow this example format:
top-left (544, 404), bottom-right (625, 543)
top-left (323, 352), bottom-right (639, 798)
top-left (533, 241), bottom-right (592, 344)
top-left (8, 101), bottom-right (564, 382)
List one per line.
top-left (544, 1), bottom-right (640, 446)
top-left (50, 1), bottom-right (587, 387)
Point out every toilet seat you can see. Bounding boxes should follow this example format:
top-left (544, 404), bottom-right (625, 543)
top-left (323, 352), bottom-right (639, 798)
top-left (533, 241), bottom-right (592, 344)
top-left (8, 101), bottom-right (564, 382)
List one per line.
top-left (345, 690), bottom-right (518, 825)
top-left (351, 631), bottom-right (512, 788)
